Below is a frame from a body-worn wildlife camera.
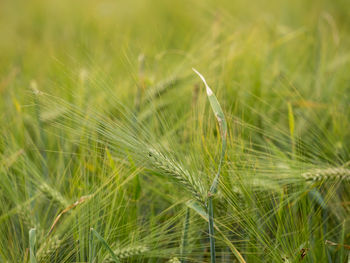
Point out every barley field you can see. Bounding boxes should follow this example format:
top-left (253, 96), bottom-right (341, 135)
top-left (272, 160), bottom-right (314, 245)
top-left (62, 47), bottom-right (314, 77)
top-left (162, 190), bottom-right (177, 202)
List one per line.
top-left (0, 0), bottom-right (349, 262)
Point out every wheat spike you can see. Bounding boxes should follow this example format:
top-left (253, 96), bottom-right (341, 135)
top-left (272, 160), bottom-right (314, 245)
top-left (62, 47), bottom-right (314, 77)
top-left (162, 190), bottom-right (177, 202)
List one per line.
top-left (19, 206), bottom-right (39, 232)
top-left (167, 257), bottom-right (181, 263)
top-left (103, 245), bottom-right (148, 262)
top-left (148, 148), bottom-right (205, 205)
top-left (39, 182), bottom-right (69, 207)
top-left (36, 235), bottom-right (62, 262)
top-left (302, 167), bottom-right (350, 181)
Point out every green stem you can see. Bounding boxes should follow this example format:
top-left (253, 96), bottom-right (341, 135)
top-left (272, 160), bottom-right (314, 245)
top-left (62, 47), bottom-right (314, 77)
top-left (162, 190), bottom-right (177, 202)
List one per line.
top-left (89, 229), bottom-right (94, 263)
top-left (208, 136), bottom-right (226, 263)
top-left (208, 196), bottom-right (215, 263)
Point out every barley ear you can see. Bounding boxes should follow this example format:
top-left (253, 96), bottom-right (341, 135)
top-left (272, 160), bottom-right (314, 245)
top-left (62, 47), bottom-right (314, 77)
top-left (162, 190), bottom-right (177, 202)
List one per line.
top-left (167, 258), bottom-right (181, 263)
top-left (302, 168), bottom-right (350, 182)
top-left (103, 245), bottom-right (149, 262)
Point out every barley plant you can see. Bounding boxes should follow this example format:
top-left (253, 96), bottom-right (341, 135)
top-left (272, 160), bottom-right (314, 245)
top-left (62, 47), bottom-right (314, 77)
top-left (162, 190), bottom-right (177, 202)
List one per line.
top-left (0, 0), bottom-right (350, 262)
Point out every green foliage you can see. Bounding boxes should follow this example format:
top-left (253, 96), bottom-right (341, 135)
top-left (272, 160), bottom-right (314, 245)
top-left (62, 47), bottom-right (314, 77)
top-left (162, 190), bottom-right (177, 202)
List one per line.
top-left (90, 228), bottom-right (120, 263)
top-left (1, 0), bottom-right (350, 262)
top-left (29, 228), bottom-right (37, 263)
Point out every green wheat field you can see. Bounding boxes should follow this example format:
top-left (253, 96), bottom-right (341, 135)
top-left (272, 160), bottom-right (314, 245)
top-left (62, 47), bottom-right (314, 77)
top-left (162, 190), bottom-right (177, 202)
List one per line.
top-left (1, 0), bottom-right (349, 262)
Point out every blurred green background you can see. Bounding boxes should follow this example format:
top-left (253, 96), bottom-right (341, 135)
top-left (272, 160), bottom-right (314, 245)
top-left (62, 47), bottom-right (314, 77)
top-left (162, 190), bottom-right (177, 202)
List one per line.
top-left (1, 0), bottom-right (350, 262)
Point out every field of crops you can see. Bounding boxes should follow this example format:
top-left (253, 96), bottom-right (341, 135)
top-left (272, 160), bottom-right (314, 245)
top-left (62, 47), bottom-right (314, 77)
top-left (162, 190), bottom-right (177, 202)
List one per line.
top-left (1, 0), bottom-right (349, 262)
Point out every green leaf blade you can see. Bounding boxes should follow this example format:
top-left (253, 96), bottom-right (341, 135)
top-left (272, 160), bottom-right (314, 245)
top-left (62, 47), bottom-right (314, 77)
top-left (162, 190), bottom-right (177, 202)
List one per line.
top-left (91, 228), bottom-right (121, 263)
top-left (29, 228), bottom-right (38, 263)
top-left (193, 68), bottom-right (227, 194)
top-left (192, 68), bottom-right (227, 142)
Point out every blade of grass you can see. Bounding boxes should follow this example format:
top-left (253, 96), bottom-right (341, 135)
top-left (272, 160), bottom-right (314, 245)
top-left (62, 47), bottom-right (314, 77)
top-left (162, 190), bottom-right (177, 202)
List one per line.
top-left (193, 68), bottom-right (228, 263)
top-left (90, 228), bottom-right (120, 263)
top-left (29, 228), bottom-right (38, 263)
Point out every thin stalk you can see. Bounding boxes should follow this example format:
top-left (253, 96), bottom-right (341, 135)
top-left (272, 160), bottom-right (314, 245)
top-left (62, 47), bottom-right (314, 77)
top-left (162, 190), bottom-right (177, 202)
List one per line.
top-left (89, 229), bottom-right (94, 263)
top-left (208, 196), bottom-right (216, 263)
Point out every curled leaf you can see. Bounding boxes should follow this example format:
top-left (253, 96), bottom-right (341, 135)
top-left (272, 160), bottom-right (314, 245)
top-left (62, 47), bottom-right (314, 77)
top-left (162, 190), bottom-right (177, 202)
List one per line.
top-left (192, 68), bottom-right (227, 193)
top-left (192, 68), bottom-right (227, 141)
